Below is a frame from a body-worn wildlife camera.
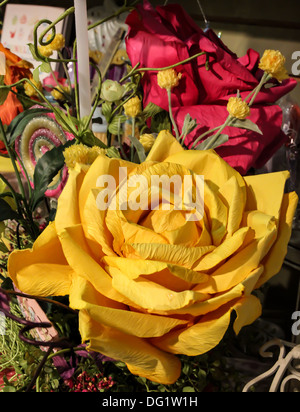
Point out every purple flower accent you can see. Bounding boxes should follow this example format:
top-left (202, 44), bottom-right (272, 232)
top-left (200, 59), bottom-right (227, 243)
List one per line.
top-left (52, 344), bottom-right (115, 380)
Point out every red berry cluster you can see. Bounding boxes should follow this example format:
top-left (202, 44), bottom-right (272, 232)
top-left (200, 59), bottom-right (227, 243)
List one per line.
top-left (64, 371), bottom-right (115, 393)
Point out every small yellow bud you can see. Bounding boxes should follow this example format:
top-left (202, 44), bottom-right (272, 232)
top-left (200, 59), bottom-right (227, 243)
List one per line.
top-left (139, 134), bottom-right (156, 152)
top-left (24, 79), bottom-right (43, 97)
top-left (47, 33), bottom-right (65, 52)
top-left (227, 97), bottom-right (250, 120)
top-left (38, 45), bottom-right (53, 58)
top-left (51, 85), bottom-right (70, 101)
top-left (39, 34), bottom-right (65, 57)
top-left (259, 50), bottom-right (289, 82)
top-left (157, 69), bottom-right (182, 90)
top-left (123, 96), bottom-right (142, 118)
top-left (63, 144), bottom-right (106, 170)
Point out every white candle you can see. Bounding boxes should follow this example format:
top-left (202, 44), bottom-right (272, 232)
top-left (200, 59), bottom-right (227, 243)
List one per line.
top-left (74, 0), bottom-right (91, 119)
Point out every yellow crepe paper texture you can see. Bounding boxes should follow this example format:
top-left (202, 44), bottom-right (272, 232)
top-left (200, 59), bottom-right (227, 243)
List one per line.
top-left (8, 131), bottom-right (298, 385)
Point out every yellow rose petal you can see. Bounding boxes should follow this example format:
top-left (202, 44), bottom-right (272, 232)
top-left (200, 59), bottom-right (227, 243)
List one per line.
top-left (152, 296), bottom-right (262, 356)
top-left (80, 312), bottom-right (181, 385)
top-left (123, 242), bottom-right (215, 269)
top-left (233, 295), bottom-right (262, 335)
top-left (79, 155), bottom-right (136, 257)
top-left (55, 164), bottom-right (87, 233)
top-left (218, 175), bottom-right (247, 237)
top-left (166, 283), bottom-right (245, 317)
top-left (164, 149), bottom-right (245, 192)
top-left (8, 222), bottom-right (72, 297)
top-left (58, 225), bottom-right (129, 305)
top-left (111, 269), bottom-right (206, 312)
top-left (257, 191), bottom-right (299, 287)
top-left (104, 256), bottom-right (208, 293)
top-left (244, 171), bottom-right (290, 219)
top-left (146, 130), bottom-right (184, 162)
top-left (194, 227), bottom-right (250, 272)
top-left (198, 222), bottom-right (277, 294)
top-left (70, 275), bottom-right (188, 337)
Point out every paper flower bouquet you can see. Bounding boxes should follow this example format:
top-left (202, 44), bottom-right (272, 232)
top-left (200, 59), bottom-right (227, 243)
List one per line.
top-left (0, 0), bottom-right (298, 392)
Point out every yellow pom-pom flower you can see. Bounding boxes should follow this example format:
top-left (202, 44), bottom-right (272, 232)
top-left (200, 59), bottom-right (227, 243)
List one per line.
top-left (124, 96), bottom-right (142, 118)
top-left (38, 45), bottom-right (53, 58)
top-left (48, 34), bottom-right (65, 52)
top-left (51, 85), bottom-right (70, 101)
top-left (39, 34), bottom-right (65, 57)
top-left (157, 69), bottom-right (182, 90)
top-left (259, 50), bottom-right (289, 82)
top-left (139, 133), bottom-right (156, 152)
top-left (63, 144), bottom-right (106, 170)
top-left (24, 79), bottom-right (43, 98)
top-left (227, 97), bottom-right (250, 120)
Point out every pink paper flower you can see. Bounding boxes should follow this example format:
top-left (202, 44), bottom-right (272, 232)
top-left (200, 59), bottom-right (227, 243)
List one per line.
top-left (125, 0), bottom-right (297, 174)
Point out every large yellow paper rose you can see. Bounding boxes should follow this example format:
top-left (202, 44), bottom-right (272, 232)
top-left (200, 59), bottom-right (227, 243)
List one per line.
top-left (8, 131), bottom-right (298, 384)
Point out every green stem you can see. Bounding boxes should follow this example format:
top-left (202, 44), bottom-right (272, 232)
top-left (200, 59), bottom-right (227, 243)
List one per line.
top-left (72, 40), bottom-right (80, 122)
top-left (83, 64), bottom-right (103, 130)
top-left (33, 8), bottom-right (76, 64)
top-left (35, 346), bottom-right (87, 393)
top-left (0, 79), bottom-right (74, 136)
top-left (9, 88), bottom-right (48, 109)
top-left (0, 120), bottom-right (26, 203)
top-left (111, 82), bottom-right (140, 118)
top-left (0, 120), bottom-right (40, 240)
top-left (14, 149), bottom-right (33, 201)
top-left (131, 117), bottom-right (136, 162)
top-left (0, 173), bottom-right (23, 217)
top-left (120, 52), bottom-right (206, 84)
top-left (248, 72), bottom-right (271, 107)
top-left (59, 51), bottom-right (72, 86)
top-left (191, 126), bottom-right (222, 149)
top-left (48, 64), bottom-right (70, 102)
top-left (167, 88), bottom-right (180, 140)
top-left (0, 0), bottom-right (10, 8)
top-left (118, 118), bottom-right (128, 161)
top-left (204, 116), bottom-right (233, 149)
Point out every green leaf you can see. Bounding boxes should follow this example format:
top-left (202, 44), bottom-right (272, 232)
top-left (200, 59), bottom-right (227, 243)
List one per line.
top-left (0, 88), bottom-right (9, 106)
top-left (30, 140), bottom-right (74, 210)
top-left (6, 108), bottom-right (51, 145)
top-left (108, 115), bottom-right (127, 135)
top-left (180, 114), bottom-right (198, 139)
top-left (101, 102), bottom-right (113, 121)
top-left (129, 134), bottom-right (146, 163)
top-left (195, 133), bottom-right (229, 151)
top-left (80, 129), bottom-right (107, 149)
top-left (33, 67), bottom-right (41, 83)
top-left (0, 240), bottom-right (9, 254)
top-left (231, 118), bottom-right (263, 135)
top-left (39, 61), bottom-right (51, 74)
top-left (54, 110), bottom-right (78, 135)
top-left (106, 146), bottom-right (121, 159)
top-left (0, 198), bottom-right (20, 222)
top-left (28, 43), bottom-right (40, 62)
top-left (182, 386), bottom-right (196, 392)
top-left (2, 386), bottom-right (17, 392)
top-left (0, 76), bottom-right (9, 105)
top-left (142, 102), bottom-right (164, 119)
top-left (151, 110), bottom-right (171, 134)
